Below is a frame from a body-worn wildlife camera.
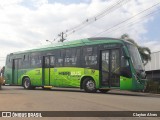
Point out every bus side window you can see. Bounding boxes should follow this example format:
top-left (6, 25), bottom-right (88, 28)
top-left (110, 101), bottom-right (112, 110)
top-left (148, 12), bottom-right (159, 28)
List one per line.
top-left (31, 55), bottom-right (36, 67)
top-left (50, 56), bottom-right (55, 67)
top-left (83, 46), bottom-right (98, 69)
top-left (57, 58), bottom-right (63, 67)
top-left (31, 53), bottom-right (42, 68)
top-left (55, 50), bottom-right (64, 67)
top-left (44, 57), bottom-right (48, 67)
top-left (18, 59), bottom-right (23, 69)
top-left (64, 48), bottom-right (78, 67)
top-left (76, 48), bottom-right (80, 66)
top-left (6, 55), bottom-right (12, 68)
top-left (64, 49), bottom-right (71, 66)
top-left (22, 54), bottom-right (30, 68)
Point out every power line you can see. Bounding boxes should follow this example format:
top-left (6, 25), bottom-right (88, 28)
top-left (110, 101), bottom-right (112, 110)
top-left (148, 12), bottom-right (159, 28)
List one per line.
top-left (66, 0), bottom-right (129, 32)
top-left (92, 2), bottom-right (160, 37)
top-left (53, 0), bottom-right (130, 42)
top-left (65, 0), bottom-right (130, 38)
top-left (105, 8), bottom-right (160, 36)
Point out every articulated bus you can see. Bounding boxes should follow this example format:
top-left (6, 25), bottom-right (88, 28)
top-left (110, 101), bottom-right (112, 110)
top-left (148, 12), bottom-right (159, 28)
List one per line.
top-left (4, 37), bottom-right (146, 93)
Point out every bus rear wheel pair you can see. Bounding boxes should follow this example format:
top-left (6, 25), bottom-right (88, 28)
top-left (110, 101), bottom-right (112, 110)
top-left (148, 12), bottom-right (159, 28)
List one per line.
top-left (82, 78), bottom-right (97, 93)
top-left (23, 77), bottom-right (35, 90)
top-left (82, 78), bottom-right (110, 93)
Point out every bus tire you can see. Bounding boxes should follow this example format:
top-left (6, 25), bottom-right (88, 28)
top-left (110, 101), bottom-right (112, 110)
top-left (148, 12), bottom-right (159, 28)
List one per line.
top-left (99, 89), bottom-right (110, 93)
top-left (83, 78), bottom-right (97, 93)
top-left (23, 78), bottom-right (33, 90)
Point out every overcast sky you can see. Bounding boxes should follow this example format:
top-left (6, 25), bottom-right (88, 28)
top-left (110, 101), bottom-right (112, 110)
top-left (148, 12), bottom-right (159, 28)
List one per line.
top-left (0, 0), bottom-right (160, 67)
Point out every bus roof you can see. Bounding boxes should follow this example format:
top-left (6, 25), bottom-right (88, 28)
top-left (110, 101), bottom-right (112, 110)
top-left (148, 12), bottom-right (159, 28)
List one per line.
top-left (10, 37), bottom-right (127, 55)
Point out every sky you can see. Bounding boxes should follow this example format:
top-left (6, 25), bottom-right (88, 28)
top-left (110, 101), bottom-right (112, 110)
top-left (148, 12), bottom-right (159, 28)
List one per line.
top-left (0, 0), bottom-right (160, 67)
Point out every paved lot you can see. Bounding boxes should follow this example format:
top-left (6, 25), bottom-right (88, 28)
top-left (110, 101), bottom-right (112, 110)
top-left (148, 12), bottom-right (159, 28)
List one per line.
top-left (0, 86), bottom-right (160, 120)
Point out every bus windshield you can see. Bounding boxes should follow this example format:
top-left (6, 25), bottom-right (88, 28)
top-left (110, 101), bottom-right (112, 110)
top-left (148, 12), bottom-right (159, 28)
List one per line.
top-left (126, 43), bottom-right (144, 72)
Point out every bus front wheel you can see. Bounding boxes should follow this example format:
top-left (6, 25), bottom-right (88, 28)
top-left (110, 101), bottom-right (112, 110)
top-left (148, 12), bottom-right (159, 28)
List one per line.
top-left (83, 78), bottom-right (97, 93)
top-left (23, 78), bottom-right (34, 90)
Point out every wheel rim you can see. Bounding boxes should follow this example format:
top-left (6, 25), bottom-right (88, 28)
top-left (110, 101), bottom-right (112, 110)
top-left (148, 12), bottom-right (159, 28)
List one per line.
top-left (86, 80), bottom-right (95, 90)
top-left (24, 79), bottom-right (30, 88)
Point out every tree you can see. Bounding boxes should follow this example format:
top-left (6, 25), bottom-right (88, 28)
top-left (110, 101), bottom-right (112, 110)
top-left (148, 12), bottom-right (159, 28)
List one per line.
top-left (120, 34), bottom-right (151, 65)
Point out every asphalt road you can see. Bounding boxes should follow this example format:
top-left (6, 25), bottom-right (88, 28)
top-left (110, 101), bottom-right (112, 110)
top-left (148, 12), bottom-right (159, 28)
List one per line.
top-left (0, 86), bottom-right (160, 120)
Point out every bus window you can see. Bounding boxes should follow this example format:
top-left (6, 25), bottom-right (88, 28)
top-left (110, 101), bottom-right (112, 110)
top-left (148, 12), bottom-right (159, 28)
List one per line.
top-left (54, 50), bottom-right (64, 67)
top-left (83, 46), bottom-right (98, 68)
top-left (31, 53), bottom-right (42, 68)
top-left (6, 55), bottom-right (11, 68)
top-left (45, 57), bottom-right (50, 67)
top-left (57, 58), bottom-right (63, 66)
top-left (22, 54), bottom-right (30, 68)
top-left (64, 48), bottom-right (79, 67)
top-left (50, 56), bottom-right (55, 67)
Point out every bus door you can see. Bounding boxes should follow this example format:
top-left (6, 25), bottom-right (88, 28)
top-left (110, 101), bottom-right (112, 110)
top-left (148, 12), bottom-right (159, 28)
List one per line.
top-left (12, 59), bottom-right (22, 85)
top-left (43, 55), bottom-right (55, 86)
top-left (100, 49), bottom-right (120, 88)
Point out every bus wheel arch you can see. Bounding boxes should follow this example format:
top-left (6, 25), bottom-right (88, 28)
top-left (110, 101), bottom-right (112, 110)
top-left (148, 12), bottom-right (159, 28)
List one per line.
top-left (81, 76), bottom-right (97, 93)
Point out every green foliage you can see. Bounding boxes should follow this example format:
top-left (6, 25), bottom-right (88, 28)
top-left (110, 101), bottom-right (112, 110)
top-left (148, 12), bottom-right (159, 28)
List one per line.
top-left (145, 80), bottom-right (160, 93)
top-left (120, 34), bottom-right (151, 65)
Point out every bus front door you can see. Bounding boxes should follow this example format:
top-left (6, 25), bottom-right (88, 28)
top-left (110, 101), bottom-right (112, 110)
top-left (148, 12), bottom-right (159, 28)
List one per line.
top-left (12, 59), bottom-right (22, 85)
top-left (43, 56), bottom-right (55, 86)
top-left (101, 49), bottom-right (120, 88)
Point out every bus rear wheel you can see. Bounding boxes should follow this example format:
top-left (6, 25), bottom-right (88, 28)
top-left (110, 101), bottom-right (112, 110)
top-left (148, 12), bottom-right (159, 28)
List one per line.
top-left (23, 78), bottom-right (34, 90)
top-left (83, 78), bottom-right (97, 93)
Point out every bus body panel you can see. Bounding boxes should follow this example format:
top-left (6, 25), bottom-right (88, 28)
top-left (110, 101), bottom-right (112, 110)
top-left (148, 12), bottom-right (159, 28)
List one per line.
top-left (120, 76), bottom-right (132, 90)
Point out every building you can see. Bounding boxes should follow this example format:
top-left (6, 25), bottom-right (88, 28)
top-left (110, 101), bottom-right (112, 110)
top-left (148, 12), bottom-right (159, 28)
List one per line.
top-left (145, 51), bottom-right (160, 82)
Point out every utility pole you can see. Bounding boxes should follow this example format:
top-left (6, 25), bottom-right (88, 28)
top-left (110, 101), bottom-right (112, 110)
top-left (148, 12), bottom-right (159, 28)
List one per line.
top-left (59, 32), bottom-right (66, 42)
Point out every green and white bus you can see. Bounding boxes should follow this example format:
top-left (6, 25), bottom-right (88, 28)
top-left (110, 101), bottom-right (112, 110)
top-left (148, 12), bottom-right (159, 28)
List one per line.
top-left (4, 37), bottom-right (146, 93)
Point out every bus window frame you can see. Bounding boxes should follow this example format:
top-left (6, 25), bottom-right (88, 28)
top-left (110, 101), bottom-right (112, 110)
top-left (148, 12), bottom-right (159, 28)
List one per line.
top-left (82, 45), bottom-right (98, 69)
